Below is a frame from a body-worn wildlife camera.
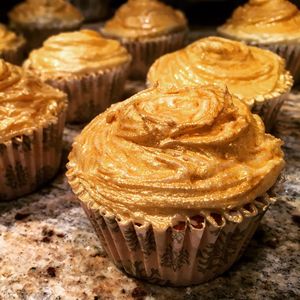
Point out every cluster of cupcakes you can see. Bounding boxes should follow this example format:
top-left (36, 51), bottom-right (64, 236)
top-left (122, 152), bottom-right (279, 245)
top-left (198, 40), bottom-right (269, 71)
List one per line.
top-left (0, 0), bottom-right (298, 287)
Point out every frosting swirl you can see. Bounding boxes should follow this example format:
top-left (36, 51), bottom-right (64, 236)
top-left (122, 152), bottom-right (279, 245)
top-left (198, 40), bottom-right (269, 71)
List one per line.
top-left (0, 24), bottom-right (25, 52)
top-left (0, 59), bottom-right (67, 143)
top-left (102, 0), bottom-right (187, 39)
top-left (218, 0), bottom-right (300, 43)
top-left (147, 37), bottom-right (290, 104)
top-left (67, 85), bottom-right (284, 228)
top-left (23, 30), bottom-right (131, 78)
top-left (9, 0), bottom-right (83, 27)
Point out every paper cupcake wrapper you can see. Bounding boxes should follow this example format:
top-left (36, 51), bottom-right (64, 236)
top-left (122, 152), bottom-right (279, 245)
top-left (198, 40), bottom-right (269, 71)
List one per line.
top-left (0, 41), bottom-right (26, 65)
top-left (251, 92), bottom-right (287, 132)
top-left (46, 62), bottom-right (130, 123)
top-left (80, 196), bottom-right (272, 286)
top-left (69, 0), bottom-right (110, 22)
top-left (11, 22), bottom-right (82, 51)
top-left (103, 30), bottom-right (188, 79)
top-left (0, 110), bottom-right (66, 201)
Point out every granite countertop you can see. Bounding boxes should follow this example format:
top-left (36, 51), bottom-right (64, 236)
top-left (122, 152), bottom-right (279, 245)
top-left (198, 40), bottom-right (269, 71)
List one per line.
top-left (0, 82), bottom-right (300, 300)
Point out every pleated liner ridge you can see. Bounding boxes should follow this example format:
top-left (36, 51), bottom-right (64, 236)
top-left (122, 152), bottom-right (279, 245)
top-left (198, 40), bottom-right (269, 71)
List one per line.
top-left (0, 109), bottom-right (66, 201)
top-left (80, 195), bottom-right (272, 286)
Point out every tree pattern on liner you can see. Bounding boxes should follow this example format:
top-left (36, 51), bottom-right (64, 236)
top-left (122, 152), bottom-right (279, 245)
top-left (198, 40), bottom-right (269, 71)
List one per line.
top-left (196, 226), bottom-right (251, 274)
top-left (160, 244), bottom-right (190, 272)
top-left (5, 162), bottom-right (28, 189)
top-left (43, 124), bottom-right (59, 150)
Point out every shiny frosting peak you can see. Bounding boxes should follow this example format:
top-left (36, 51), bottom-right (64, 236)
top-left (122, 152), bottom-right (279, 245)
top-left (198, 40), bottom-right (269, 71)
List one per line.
top-left (0, 59), bottom-right (66, 143)
top-left (218, 0), bottom-right (300, 43)
top-left (24, 30), bottom-right (131, 77)
top-left (102, 0), bottom-right (187, 39)
top-left (147, 37), bottom-right (289, 104)
top-left (9, 0), bottom-right (83, 26)
top-left (67, 85), bottom-right (284, 228)
top-left (0, 24), bottom-right (25, 51)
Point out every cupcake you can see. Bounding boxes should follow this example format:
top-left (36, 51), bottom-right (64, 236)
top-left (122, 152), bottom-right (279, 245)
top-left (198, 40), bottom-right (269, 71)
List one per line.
top-left (147, 36), bottom-right (293, 131)
top-left (0, 59), bottom-right (67, 201)
top-left (23, 30), bottom-right (131, 123)
top-left (217, 0), bottom-right (300, 84)
top-left (68, 0), bottom-right (110, 22)
top-left (67, 84), bottom-right (284, 286)
top-left (0, 24), bottom-right (26, 65)
top-left (101, 0), bottom-right (188, 79)
top-left (9, 0), bottom-right (83, 51)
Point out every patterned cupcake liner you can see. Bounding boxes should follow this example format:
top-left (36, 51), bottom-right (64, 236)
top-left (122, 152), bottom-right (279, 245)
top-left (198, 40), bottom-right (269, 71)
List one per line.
top-left (79, 195), bottom-right (272, 286)
top-left (251, 92), bottom-right (288, 132)
top-left (102, 30), bottom-right (188, 79)
top-left (11, 22), bottom-right (82, 51)
top-left (68, 0), bottom-right (110, 22)
top-left (0, 40), bottom-right (26, 65)
top-left (45, 62), bottom-right (130, 123)
top-left (0, 110), bottom-right (66, 202)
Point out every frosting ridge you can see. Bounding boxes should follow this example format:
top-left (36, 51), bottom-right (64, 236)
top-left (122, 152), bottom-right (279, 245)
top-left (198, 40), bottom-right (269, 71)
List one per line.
top-left (102, 0), bottom-right (187, 39)
top-left (9, 0), bottom-right (83, 26)
top-left (218, 0), bottom-right (300, 43)
top-left (67, 85), bottom-right (284, 228)
top-left (0, 59), bottom-right (66, 143)
top-left (23, 30), bottom-right (131, 77)
top-left (147, 37), bottom-right (291, 104)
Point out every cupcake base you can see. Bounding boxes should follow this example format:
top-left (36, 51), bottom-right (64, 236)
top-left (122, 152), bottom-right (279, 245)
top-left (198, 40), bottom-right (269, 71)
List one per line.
top-left (11, 22), bottom-right (82, 51)
top-left (45, 62), bottom-right (130, 123)
top-left (69, 0), bottom-right (110, 22)
top-left (103, 30), bottom-right (188, 79)
top-left (80, 196), bottom-right (271, 286)
top-left (0, 42), bottom-right (26, 65)
top-left (251, 93), bottom-right (287, 132)
top-left (0, 110), bottom-right (65, 201)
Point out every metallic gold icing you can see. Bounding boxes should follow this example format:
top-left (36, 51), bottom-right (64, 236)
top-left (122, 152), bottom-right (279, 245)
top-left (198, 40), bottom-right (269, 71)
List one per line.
top-left (147, 37), bottom-right (291, 105)
top-left (102, 0), bottom-right (187, 39)
top-left (67, 85), bottom-right (284, 228)
top-left (9, 0), bottom-right (83, 27)
top-left (23, 30), bottom-right (131, 78)
top-left (0, 59), bottom-right (67, 143)
top-left (218, 0), bottom-right (300, 43)
top-left (0, 24), bottom-right (25, 52)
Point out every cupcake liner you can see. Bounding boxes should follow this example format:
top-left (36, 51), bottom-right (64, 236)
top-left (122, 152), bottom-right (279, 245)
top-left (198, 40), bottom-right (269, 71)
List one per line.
top-left (0, 41), bottom-right (26, 65)
top-left (11, 22), bottom-right (82, 51)
top-left (79, 195), bottom-right (272, 286)
top-left (45, 62), bottom-right (130, 123)
top-left (69, 0), bottom-right (110, 22)
top-left (251, 92), bottom-right (288, 132)
top-left (245, 69), bottom-right (293, 131)
top-left (0, 110), bottom-right (66, 201)
top-left (103, 30), bottom-right (188, 79)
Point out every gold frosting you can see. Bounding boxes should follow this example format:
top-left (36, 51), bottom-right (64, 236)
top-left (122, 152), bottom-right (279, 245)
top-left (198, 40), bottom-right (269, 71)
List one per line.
top-left (147, 37), bottom-right (292, 105)
top-left (23, 30), bottom-right (131, 78)
top-left (0, 59), bottom-right (67, 143)
top-left (9, 0), bottom-right (83, 27)
top-left (102, 0), bottom-right (187, 39)
top-left (218, 0), bottom-right (300, 43)
top-left (0, 24), bottom-right (25, 52)
top-left (67, 85), bottom-right (284, 229)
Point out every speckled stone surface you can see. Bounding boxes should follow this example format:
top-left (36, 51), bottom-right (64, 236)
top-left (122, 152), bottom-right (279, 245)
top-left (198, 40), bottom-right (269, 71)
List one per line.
top-left (0, 82), bottom-right (300, 300)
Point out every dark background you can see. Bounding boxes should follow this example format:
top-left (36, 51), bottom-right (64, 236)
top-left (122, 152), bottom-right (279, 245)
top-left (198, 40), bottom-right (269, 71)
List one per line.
top-left (1, 0), bottom-right (300, 25)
